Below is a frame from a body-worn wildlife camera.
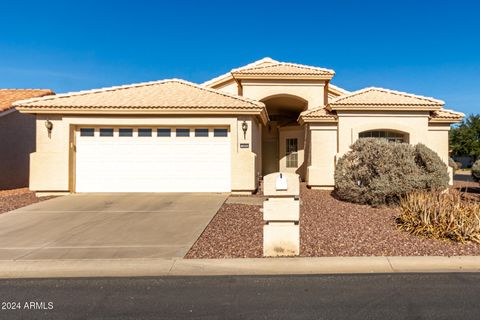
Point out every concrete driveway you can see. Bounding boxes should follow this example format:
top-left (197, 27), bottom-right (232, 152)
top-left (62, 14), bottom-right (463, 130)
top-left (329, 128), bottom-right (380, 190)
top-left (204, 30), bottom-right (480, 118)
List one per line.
top-left (0, 193), bottom-right (227, 260)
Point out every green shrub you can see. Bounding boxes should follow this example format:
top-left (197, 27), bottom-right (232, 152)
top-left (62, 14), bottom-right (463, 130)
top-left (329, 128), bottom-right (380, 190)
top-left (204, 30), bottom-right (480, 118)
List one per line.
top-left (334, 139), bottom-right (449, 206)
top-left (414, 143), bottom-right (450, 189)
top-left (448, 158), bottom-right (458, 171)
top-left (472, 160), bottom-right (480, 182)
top-left (396, 190), bottom-right (480, 243)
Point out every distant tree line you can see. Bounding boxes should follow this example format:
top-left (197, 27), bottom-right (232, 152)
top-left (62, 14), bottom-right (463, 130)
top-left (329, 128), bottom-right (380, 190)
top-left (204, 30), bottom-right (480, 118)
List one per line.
top-left (450, 114), bottom-right (480, 163)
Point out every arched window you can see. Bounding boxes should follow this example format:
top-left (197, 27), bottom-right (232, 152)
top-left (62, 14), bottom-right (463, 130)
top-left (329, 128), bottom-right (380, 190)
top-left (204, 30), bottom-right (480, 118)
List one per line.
top-left (359, 130), bottom-right (407, 143)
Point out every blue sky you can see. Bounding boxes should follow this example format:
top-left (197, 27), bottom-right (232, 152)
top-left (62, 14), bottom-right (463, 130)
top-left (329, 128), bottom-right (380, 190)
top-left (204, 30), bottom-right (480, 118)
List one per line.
top-left (1, 0), bottom-right (479, 115)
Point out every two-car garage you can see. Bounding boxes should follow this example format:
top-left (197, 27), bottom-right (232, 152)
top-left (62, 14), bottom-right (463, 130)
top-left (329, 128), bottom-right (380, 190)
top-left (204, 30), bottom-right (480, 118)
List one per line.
top-left (14, 79), bottom-right (267, 194)
top-left (75, 126), bottom-right (231, 192)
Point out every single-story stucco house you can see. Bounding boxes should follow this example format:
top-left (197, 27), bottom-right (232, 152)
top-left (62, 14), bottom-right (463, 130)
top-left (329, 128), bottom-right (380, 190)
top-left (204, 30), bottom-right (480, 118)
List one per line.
top-left (0, 89), bottom-right (54, 190)
top-left (14, 58), bottom-right (463, 194)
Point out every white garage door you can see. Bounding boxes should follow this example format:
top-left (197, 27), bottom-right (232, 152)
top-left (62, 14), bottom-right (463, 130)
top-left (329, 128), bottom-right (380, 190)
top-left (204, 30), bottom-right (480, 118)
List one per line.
top-left (75, 127), bottom-right (231, 192)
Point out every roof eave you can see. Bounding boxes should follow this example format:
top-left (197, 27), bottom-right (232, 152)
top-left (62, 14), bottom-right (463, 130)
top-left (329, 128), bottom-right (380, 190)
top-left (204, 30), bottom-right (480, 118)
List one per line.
top-left (429, 118), bottom-right (464, 124)
top-left (232, 74), bottom-right (334, 81)
top-left (298, 116), bottom-right (337, 125)
top-left (330, 104), bottom-right (442, 111)
top-left (0, 108), bottom-right (18, 117)
top-left (16, 106), bottom-right (270, 125)
top-left (202, 74), bottom-right (234, 88)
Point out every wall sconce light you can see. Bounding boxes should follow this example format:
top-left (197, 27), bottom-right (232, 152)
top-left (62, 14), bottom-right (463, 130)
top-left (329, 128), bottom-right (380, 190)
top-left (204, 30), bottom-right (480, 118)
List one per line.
top-left (45, 119), bottom-right (53, 138)
top-left (242, 121), bottom-right (248, 139)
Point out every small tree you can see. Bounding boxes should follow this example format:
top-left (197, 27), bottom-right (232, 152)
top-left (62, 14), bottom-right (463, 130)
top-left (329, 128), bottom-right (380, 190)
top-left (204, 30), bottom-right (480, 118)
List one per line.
top-left (450, 114), bottom-right (480, 162)
top-left (335, 139), bottom-right (449, 206)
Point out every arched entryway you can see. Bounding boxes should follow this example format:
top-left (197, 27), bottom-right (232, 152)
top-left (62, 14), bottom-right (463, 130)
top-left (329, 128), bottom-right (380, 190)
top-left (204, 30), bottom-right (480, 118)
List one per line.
top-left (260, 94), bottom-right (308, 178)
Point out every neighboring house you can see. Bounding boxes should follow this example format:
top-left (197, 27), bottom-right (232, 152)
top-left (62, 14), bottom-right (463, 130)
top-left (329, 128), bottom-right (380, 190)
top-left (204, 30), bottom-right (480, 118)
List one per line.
top-left (0, 89), bottom-right (54, 190)
top-left (14, 58), bottom-right (463, 194)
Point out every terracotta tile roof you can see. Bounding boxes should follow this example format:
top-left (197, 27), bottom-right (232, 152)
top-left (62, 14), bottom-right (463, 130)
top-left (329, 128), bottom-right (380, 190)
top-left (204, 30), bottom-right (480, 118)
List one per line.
top-left (298, 107), bottom-right (337, 123)
top-left (0, 89), bottom-right (54, 113)
top-left (203, 57), bottom-right (335, 86)
top-left (231, 61), bottom-right (335, 78)
top-left (429, 109), bottom-right (464, 123)
top-left (329, 87), bottom-right (444, 111)
top-left (202, 57), bottom-right (277, 87)
top-left (328, 83), bottom-right (349, 97)
top-left (15, 79), bottom-right (268, 124)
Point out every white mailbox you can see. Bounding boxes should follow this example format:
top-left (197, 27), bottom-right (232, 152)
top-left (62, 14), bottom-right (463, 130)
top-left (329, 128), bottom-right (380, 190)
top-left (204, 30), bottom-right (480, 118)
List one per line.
top-left (263, 172), bottom-right (299, 197)
top-left (275, 173), bottom-right (288, 191)
top-left (263, 172), bottom-right (300, 257)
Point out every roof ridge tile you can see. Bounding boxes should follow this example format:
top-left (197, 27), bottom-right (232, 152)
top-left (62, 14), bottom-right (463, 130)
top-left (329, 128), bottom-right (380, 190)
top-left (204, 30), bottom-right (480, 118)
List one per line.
top-left (234, 61), bottom-right (335, 75)
top-left (202, 57), bottom-right (278, 86)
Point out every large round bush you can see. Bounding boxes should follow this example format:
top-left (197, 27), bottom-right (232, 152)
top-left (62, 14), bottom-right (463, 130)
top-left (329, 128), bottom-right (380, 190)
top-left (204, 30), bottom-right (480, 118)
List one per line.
top-left (334, 138), bottom-right (449, 206)
top-left (472, 160), bottom-right (480, 182)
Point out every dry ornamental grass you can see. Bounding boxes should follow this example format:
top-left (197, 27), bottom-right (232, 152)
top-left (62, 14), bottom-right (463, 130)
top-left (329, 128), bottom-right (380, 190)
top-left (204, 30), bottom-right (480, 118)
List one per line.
top-left (396, 190), bottom-right (480, 243)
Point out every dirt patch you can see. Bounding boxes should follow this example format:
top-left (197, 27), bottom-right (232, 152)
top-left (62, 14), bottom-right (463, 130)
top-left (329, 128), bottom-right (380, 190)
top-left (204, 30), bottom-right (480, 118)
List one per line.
top-left (187, 180), bottom-right (480, 258)
top-left (0, 188), bottom-right (56, 214)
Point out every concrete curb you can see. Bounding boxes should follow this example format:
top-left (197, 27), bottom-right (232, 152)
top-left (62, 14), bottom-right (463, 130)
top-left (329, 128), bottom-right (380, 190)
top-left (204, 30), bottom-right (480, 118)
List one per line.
top-left (0, 256), bottom-right (479, 279)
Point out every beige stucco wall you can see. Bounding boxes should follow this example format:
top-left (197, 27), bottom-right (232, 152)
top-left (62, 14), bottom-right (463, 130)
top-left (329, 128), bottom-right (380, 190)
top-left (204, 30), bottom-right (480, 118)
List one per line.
top-left (306, 123), bottom-right (338, 189)
top-left (0, 110), bottom-right (36, 189)
top-left (30, 114), bottom-right (259, 193)
top-left (337, 111), bottom-right (431, 156)
top-left (305, 111), bottom-right (453, 188)
top-left (427, 123), bottom-right (452, 184)
top-left (426, 124), bottom-right (450, 164)
top-left (251, 117), bottom-right (262, 182)
top-left (213, 79), bottom-right (239, 95)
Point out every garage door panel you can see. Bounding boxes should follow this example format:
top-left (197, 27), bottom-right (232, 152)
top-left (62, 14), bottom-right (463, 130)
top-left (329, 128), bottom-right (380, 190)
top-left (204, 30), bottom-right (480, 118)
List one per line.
top-left (75, 128), bottom-right (231, 192)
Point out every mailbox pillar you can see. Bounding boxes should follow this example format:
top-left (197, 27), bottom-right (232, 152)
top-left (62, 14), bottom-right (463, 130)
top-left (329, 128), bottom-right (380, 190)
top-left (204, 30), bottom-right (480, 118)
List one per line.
top-left (263, 172), bottom-right (300, 257)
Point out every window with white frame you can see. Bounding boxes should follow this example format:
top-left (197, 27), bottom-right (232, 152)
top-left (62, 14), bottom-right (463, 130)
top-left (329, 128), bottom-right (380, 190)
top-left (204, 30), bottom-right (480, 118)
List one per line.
top-left (359, 130), bottom-right (407, 143)
top-left (214, 128), bottom-right (228, 137)
top-left (286, 138), bottom-right (298, 168)
top-left (195, 128), bottom-right (209, 137)
top-left (138, 128), bottom-right (152, 137)
top-left (99, 128), bottom-right (114, 137)
top-left (119, 128), bottom-right (133, 137)
top-left (157, 128), bottom-right (171, 137)
top-left (176, 128), bottom-right (190, 137)
top-left (80, 128), bottom-right (94, 137)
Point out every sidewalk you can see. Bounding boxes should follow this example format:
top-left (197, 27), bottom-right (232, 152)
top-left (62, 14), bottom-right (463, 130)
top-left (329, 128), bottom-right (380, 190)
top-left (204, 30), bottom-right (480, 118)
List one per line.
top-left (0, 256), bottom-right (479, 279)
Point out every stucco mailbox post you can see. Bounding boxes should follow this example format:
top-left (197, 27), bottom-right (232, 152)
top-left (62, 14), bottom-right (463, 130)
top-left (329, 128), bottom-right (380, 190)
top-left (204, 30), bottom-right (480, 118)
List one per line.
top-left (263, 172), bottom-right (300, 257)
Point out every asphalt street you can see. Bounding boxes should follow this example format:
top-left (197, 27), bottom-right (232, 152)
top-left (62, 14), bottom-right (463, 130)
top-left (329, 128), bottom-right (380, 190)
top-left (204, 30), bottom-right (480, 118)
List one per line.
top-left (0, 273), bottom-right (479, 319)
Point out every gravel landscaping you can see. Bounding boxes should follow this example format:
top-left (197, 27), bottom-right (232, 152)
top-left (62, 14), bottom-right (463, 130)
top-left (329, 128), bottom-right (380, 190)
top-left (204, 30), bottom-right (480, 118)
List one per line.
top-left (0, 188), bottom-right (55, 214)
top-left (185, 203), bottom-right (263, 258)
top-left (186, 180), bottom-right (480, 258)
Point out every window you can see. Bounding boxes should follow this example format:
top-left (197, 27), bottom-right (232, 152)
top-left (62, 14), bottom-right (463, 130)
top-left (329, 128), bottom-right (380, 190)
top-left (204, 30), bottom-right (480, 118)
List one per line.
top-left (195, 128), bottom-right (209, 137)
top-left (119, 128), bottom-right (133, 137)
top-left (176, 128), bottom-right (190, 137)
top-left (80, 128), bottom-right (94, 137)
top-left (286, 138), bottom-right (298, 168)
top-left (99, 128), bottom-right (114, 137)
top-left (138, 128), bottom-right (152, 137)
top-left (359, 130), bottom-right (406, 143)
top-left (157, 128), bottom-right (171, 137)
top-left (214, 128), bottom-right (228, 137)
